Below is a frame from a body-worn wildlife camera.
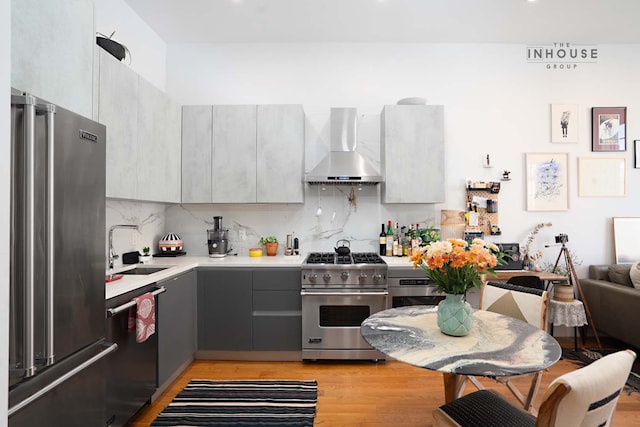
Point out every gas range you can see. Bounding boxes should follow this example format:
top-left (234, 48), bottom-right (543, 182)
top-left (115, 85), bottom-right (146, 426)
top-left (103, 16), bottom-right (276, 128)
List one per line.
top-left (301, 252), bottom-right (388, 288)
top-left (301, 251), bottom-right (388, 360)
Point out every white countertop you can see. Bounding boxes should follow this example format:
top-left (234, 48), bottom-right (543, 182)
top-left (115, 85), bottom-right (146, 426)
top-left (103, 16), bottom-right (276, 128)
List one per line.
top-left (105, 254), bottom-right (416, 300)
top-left (105, 255), bottom-right (304, 300)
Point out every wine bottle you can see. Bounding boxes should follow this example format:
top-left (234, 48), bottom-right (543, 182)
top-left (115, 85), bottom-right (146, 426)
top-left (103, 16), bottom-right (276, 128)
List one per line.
top-left (379, 224), bottom-right (386, 256)
top-left (385, 220), bottom-right (394, 256)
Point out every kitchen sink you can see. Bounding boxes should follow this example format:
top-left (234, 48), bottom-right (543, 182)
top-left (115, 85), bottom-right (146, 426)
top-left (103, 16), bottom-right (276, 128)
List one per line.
top-left (118, 266), bottom-right (169, 275)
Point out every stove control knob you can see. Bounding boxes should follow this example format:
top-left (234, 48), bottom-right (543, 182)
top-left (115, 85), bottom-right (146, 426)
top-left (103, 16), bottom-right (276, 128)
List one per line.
top-left (308, 274), bottom-right (318, 283)
top-left (358, 272), bottom-right (368, 282)
top-left (323, 273), bottom-right (332, 282)
top-left (373, 273), bottom-right (382, 282)
top-left (341, 271), bottom-right (350, 280)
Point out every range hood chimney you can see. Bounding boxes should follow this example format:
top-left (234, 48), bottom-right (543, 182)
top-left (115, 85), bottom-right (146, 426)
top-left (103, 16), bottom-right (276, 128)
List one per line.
top-left (304, 108), bottom-right (383, 184)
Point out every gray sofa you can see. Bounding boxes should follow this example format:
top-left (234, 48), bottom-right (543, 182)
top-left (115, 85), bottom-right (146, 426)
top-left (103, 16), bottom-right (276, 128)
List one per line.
top-left (580, 264), bottom-right (640, 350)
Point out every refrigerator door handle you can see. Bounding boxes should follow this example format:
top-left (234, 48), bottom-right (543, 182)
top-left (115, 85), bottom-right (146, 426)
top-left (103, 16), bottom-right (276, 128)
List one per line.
top-left (7, 342), bottom-right (118, 417)
top-left (38, 102), bottom-right (57, 366)
top-left (13, 94), bottom-right (38, 379)
top-left (106, 286), bottom-right (167, 317)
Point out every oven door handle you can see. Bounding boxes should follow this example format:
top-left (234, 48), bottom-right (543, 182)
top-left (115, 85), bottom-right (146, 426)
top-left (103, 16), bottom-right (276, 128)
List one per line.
top-left (301, 291), bottom-right (389, 296)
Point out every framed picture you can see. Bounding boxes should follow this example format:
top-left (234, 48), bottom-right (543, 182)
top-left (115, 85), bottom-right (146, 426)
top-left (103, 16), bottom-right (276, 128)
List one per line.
top-left (613, 217), bottom-right (640, 264)
top-left (635, 140), bottom-right (640, 169)
top-left (525, 152), bottom-right (569, 211)
top-left (578, 157), bottom-right (626, 197)
top-left (551, 104), bottom-right (578, 143)
top-left (591, 107), bottom-right (626, 151)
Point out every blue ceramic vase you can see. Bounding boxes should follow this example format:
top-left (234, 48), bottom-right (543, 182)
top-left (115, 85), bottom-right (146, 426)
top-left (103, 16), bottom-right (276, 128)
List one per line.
top-left (437, 293), bottom-right (473, 336)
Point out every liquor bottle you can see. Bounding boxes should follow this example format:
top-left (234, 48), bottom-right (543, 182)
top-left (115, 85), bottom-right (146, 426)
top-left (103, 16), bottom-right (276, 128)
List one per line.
top-left (402, 226), bottom-right (410, 257)
top-left (392, 222), bottom-right (399, 256)
top-left (385, 220), bottom-right (394, 257)
top-left (379, 224), bottom-right (386, 256)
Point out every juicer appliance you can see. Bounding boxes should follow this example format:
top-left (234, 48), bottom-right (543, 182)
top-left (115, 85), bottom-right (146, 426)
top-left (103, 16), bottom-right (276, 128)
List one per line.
top-left (207, 216), bottom-right (231, 257)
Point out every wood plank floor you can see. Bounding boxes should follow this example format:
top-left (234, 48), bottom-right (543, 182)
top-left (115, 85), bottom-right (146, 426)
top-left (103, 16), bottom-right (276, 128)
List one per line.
top-left (130, 350), bottom-right (640, 426)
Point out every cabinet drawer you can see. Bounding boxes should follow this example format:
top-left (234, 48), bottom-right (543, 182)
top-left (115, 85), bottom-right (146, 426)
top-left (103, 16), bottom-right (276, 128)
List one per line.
top-left (253, 290), bottom-right (301, 311)
top-left (252, 269), bottom-right (301, 291)
top-left (252, 316), bottom-right (301, 351)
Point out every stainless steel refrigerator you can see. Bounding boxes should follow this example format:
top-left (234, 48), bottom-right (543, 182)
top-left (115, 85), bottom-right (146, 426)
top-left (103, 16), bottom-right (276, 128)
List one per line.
top-left (9, 89), bottom-right (117, 426)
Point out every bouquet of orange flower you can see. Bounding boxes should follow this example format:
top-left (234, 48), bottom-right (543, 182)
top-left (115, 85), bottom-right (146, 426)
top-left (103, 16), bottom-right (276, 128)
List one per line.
top-left (409, 238), bottom-right (504, 295)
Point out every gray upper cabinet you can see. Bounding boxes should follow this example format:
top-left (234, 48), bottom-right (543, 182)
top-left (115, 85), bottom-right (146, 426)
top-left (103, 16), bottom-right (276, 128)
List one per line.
top-left (11, 0), bottom-right (95, 119)
top-left (257, 105), bottom-right (305, 203)
top-left (381, 105), bottom-right (445, 203)
top-left (182, 106), bottom-right (213, 203)
top-left (182, 104), bottom-right (305, 203)
top-left (212, 106), bottom-right (258, 203)
top-left (137, 78), bottom-right (181, 203)
top-left (99, 50), bottom-right (139, 200)
top-left (99, 51), bottom-right (181, 202)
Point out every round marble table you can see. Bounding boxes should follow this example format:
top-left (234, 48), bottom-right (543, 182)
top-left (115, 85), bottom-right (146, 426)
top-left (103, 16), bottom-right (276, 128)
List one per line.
top-left (361, 305), bottom-right (562, 402)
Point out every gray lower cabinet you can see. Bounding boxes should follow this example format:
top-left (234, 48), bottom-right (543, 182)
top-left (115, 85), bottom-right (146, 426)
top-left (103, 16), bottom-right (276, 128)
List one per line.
top-left (196, 268), bottom-right (301, 354)
top-left (252, 269), bottom-right (302, 351)
top-left (157, 270), bottom-right (197, 387)
top-left (197, 269), bottom-right (253, 350)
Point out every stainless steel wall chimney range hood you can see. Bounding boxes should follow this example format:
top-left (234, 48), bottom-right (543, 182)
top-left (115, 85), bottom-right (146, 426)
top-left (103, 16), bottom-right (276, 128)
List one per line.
top-left (305, 108), bottom-right (383, 184)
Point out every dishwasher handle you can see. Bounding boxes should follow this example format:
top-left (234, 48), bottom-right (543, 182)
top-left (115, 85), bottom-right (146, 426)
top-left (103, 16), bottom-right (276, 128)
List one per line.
top-left (106, 286), bottom-right (166, 318)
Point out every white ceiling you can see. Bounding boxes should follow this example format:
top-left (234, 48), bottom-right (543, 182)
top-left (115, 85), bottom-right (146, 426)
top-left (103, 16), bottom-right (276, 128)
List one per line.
top-left (123, 0), bottom-right (640, 44)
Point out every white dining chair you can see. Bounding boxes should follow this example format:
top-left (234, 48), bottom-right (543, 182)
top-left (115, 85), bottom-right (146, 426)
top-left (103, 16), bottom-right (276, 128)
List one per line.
top-left (469, 281), bottom-right (550, 414)
top-left (433, 349), bottom-right (636, 427)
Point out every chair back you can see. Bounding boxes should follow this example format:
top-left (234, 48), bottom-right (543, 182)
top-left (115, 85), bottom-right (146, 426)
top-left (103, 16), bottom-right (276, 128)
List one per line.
top-left (537, 349), bottom-right (636, 427)
top-left (481, 281), bottom-right (549, 330)
top-left (507, 275), bottom-right (545, 290)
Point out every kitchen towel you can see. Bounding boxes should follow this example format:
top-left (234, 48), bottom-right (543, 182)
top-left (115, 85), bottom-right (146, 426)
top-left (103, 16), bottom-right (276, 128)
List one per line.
top-left (128, 292), bottom-right (156, 343)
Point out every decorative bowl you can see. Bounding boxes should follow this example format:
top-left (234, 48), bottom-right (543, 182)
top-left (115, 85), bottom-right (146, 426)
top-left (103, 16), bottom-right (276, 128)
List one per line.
top-left (159, 233), bottom-right (183, 252)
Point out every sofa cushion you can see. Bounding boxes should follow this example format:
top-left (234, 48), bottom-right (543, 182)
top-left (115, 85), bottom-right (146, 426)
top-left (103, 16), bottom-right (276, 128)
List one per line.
top-left (608, 264), bottom-right (633, 287)
top-left (630, 261), bottom-right (640, 289)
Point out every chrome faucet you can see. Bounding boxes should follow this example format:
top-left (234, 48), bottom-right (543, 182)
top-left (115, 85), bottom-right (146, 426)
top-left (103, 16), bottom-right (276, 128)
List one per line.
top-left (108, 224), bottom-right (139, 269)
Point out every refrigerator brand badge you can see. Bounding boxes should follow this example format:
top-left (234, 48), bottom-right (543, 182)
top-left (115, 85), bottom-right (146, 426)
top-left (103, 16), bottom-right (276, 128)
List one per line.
top-left (79, 129), bottom-right (99, 143)
top-left (526, 42), bottom-right (598, 70)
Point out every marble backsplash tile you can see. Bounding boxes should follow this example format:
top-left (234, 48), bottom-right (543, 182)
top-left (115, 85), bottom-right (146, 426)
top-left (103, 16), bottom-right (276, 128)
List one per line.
top-left (165, 185), bottom-right (438, 257)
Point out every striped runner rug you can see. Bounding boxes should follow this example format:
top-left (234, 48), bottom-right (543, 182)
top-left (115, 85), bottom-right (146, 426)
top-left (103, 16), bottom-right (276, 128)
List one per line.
top-left (150, 379), bottom-right (318, 426)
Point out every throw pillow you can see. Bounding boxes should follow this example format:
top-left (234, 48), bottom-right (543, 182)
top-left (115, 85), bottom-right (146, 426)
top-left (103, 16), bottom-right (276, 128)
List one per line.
top-left (630, 261), bottom-right (640, 289)
top-left (608, 264), bottom-right (633, 287)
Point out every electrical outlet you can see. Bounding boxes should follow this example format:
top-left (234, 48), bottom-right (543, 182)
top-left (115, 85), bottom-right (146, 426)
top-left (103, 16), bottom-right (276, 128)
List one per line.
top-left (239, 229), bottom-right (247, 241)
top-left (131, 232), bottom-right (138, 247)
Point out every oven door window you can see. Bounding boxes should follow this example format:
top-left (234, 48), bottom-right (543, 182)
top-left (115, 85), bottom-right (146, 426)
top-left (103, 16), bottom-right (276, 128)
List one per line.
top-left (319, 305), bottom-right (370, 327)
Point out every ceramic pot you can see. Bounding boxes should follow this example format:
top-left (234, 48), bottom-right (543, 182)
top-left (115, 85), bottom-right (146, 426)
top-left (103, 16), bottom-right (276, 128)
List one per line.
top-left (265, 242), bottom-right (278, 256)
top-left (437, 293), bottom-right (473, 336)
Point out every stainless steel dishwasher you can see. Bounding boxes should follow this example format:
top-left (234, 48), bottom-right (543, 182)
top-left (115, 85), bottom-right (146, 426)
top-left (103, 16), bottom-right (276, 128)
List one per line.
top-left (105, 283), bottom-right (165, 427)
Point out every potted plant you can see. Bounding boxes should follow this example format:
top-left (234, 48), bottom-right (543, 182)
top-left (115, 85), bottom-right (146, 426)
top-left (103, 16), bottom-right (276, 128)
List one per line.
top-left (140, 246), bottom-right (152, 263)
top-left (409, 238), bottom-right (505, 336)
top-left (259, 236), bottom-right (279, 256)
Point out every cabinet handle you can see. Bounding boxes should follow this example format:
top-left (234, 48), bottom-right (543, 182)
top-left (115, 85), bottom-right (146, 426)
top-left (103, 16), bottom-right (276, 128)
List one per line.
top-left (106, 286), bottom-right (166, 318)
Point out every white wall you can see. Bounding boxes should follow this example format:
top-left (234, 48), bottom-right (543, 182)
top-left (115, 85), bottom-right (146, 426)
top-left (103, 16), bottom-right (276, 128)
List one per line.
top-left (1, 0), bottom-right (10, 422)
top-left (165, 43), bottom-right (640, 274)
top-left (95, 0), bottom-right (166, 90)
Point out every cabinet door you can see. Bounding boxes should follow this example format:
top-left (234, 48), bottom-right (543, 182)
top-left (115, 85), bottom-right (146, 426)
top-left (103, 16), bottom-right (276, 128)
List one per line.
top-left (164, 98), bottom-right (182, 203)
top-left (197, 269), bottom-right (253, 350)
top-left (136, 79), bottom-right (181, 203)
top-left (12, 0), bottom-right (94, 118)
top-left (98, 50), bottom-right (139, 199)
top-left (182, 106), bottom-right (213, 202)
top-left (257, 105), bottom-right (305, 203)
top-left (381, 105), bottom-right (445, 203)
top-left (252, 269), bottom-right (301, 351)
top-left (157, 270), bottom-right (196, 387)
top-left (212, 106), bottom-right (257, 203)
